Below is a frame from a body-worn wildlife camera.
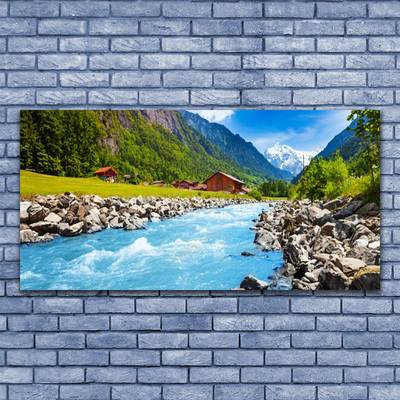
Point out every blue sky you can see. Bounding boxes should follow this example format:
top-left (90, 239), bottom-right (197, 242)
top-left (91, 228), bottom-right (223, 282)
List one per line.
top-left (190, 110), bottom-right (351, 153)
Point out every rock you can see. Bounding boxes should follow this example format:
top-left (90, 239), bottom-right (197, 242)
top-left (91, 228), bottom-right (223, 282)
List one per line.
top-left (76, 205), bottom-right (88, 220)
top-left (352, 266), bottom-right (380, 290)
top-left (319, 262), bottom-right (351, 290)
top-left (86, 209), bottom-right (102, 226)
top-left (44, 212), bottom-right (62, 224)
top-left (314, 209), bottom-right (335, 226)
top-left (69, 200), bottom-right (80, 215)
top-left (313, 253), bottom-right (335, 264)
top-left (283, 242), bottom-right (309, 265)
top-left (333, 257), bottom-right (366, 274)
top-left (28, 203), bottom-right (46, 223)
top-left (254, 230), bottom-right (279, 251)
top-left (109, 216), bottom-right (123, 229)
top-left (58, 194), bottom-right (70, 208)
top-left (354, 238), bottom-right (368, 248)
top-left (241, 252), bottom-right (256, 257)
top-left (323, 198), bottom-right (345, 210)
top-left (346, 247), bottom-right (377, 266)
top-left (295, 206), bottom-right (321, 225)
top-left (350, 225), bottom-right (375, 245)
top-left (320, 222), bottom-right (337, 237)
top-left (357, 202), bottom-right (379, 215)
top-left (304, 271), bottom-right (318, 283)
top-left (333, 207), bottom-right (353, 220)
top-left (20, 202), bottom-right (31, 223)
top-left (240, 275), bottom-right (269, 290)
top-left (91, 195), bottom-right (104, 207)
top-left (368, 241), bottom-right (380, 250)
top-left (87, 224), bottom-right (102, 234)
top-left (59, 222), bottom-right (84, 237)
top-left (30, 221), bottom-right (59, 235)
top-left (292, 279), bottom-right (320, 290)
top-left (20, 229), bottom-right (39, 244)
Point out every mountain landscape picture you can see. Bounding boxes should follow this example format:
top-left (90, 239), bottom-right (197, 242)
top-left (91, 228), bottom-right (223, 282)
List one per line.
top-left (19, 110), bottom-right (380, 291)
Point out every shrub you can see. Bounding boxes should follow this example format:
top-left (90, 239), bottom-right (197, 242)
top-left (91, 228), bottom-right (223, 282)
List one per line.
top-left (248, 189), bottom-right (262, 201)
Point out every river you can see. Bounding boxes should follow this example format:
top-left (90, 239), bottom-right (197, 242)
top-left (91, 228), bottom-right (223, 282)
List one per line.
top-left (20, 202), bottom-right (286, 290)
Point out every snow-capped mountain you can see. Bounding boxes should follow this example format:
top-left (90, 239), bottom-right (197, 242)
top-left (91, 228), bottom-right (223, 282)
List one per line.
top-left (264, 142), bottom-right (323, 176)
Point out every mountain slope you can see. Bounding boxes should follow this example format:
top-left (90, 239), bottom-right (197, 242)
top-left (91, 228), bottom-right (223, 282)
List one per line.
top-left (179, 110), bottom-right (292, 181)
top-left (20, 110), bottom-right (265, 186)
top-left (264, 142), bottom-right (323, 176)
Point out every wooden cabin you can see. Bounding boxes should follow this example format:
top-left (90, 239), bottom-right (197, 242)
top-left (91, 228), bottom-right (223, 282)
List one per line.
top-left (203, 171), bottom-right (244, 194)
top-left (193, 183), bottom-right (207, 191)
top-left (172, 180), bottom-right (199, 190)
top-left (241, 188), bottom-right (251, 194)
top-left (150, 180), bottom-right (166, 185)
top-left (94, 166), bottom-right (118, 183)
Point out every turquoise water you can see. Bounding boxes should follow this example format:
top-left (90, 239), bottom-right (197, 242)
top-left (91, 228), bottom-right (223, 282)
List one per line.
top-left (20, 202), bottom-right (285, 290)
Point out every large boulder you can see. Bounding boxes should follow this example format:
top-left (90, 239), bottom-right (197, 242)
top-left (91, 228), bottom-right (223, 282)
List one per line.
top-left (314, 209), bottom-right (335, 226)
top-left (319, 262), bottom-right (351, 290)
top-left (20, 229), bottom-right (39, 244)
top-left (346, 247), bottom-right (378, 265)
top-left (283, 242), bottom-right (309, 265)
top-left (240, 275), bottom-right (269, 290)
top-left (30, 221), bottom-right (59, 235)
top-left (352, 266), bottom-right (380, 290)
top-left (44, 212), bottom-right (62, 224)
top-left (58, 194), bottom-right (70, 208)
top-left (254, 230), bottom-right (280, 251)
top-left (59, 222), bottom-right (84, 237)
top-left (86, 209), bottom-right (102, 226)
top-left (295, 206), bottom-right (321, 225)
top-left (323, 198), bottom-right (346, 210)
top-left (320, 222), bottom-right (337, 237)
top-left (28, 203), bottom-right (46, 223)
top-left (350, 225), bottom-right (375, 245)
top-left (20, 202), bottom-right (31, 223)
top-left (333, 257), bottom-right (366, 274)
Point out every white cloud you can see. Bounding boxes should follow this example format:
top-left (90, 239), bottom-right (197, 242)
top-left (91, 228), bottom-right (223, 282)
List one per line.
top-left (191, 110), bottom-right (235, 123)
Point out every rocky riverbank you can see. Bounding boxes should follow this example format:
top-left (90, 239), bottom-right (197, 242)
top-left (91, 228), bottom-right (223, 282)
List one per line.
top-left (242, 197), bottom-right (380, 291)
top-left (20, 193), bottom-right (257, 244)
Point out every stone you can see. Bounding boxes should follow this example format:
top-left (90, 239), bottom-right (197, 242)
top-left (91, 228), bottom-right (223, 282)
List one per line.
top-left (283, 242), bottom-right (309, 265)
top-left (350, 225), bottom-right (375, 245)
top-left (59, 221), bottom-right (84, 237)
top-left (87, 224), bottom-right (102, 234)
top-left (295, 206), bottom-right (321, 224)
top-left (320, 222), bottom-right (337, 237)
top-left (20, 229), bottom-right (39, 244)
top-left (352, 266), bottom-right (380, 290)
top-left (28, 203), bottom-right (46, 223)
top-left (323, 198), bottom-right (345, 210)
top-left (314, 209), bottom-right (335, 226)
top-left (304, 271), bottom-right (318, 283)
top-left (254, 230), bottom-right (279, 251)
top-left (319, 262), bottom-right (351, 290)
top-left (29, 221), bottom-right (59, 235)
top-left (240, 275), bottom-right (269, 290)
top-left (346, 247), bottom-right (377, 265)
top-left (20, 201), bottom-right (31, 223)
top-left (368, 241), bottom-right (380, 250)
top-left (44, 212), bottom-right (62, 224)
top-left (333, 257), bottom-right (366, 274)
top-left (354, 238), bottom-right (368, 247)
top-left (58, 194), bottom-right (70, 208)
top-left (242, 252), bottom-right (256, 257)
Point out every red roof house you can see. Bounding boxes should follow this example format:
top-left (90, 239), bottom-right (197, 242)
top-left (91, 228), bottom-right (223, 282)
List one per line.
top-left (203, 172), bottom-right (244, 194)
top-left (94, 167), bottom-right (118, 182)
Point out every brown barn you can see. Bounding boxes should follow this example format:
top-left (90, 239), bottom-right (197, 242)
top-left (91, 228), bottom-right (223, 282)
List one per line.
top-left (203, 171), bottom-right (244, 193)
top-left (172, 180), bottom-right (198, 189)
top-left (94, 166), bottom-right (118, 182)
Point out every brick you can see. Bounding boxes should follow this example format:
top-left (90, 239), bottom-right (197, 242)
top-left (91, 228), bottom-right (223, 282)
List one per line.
top-left (317, 316), bottom-right (366, 331)
top-left (60, 72), bottom-right (109, 88)
top-left (265, 2), bottom-right (314, 18)
top-left (37, 90), bottom-right (86, 105)
top-left (214, 315), bottom-right (263, 331)
top-left (9, 37), bottom-right (57, 53)
top-left (347, 20), bottom-right (395, 36)
top-left (190, 367), bottom-right (239, 383)
top-left (191, 90), bottom-right (240, 106)
top-left (111, 2), bottom-right (160, 17)
top-left (60, 38), bottom-right (108, 53)
top-left (9, 385), bottom-right (58, 400)
top-left (295, 55), bottom-right (344, 69)
top-left (369, 3), bottom-right (400, 18)
top-left (0, 316), bottom-right (5, 330)
top-left (346, 55), bottom-right (395, 69)
top-left (140, 90), bottom-right (188, 106)
top-left (242, 89), bottom-right (291, 105)
top-left (112, 38), bottom-right (160, 52)
top-left (163, 71), bottom-right (211, 88)
top-left (7, 349), bottom-right (56, 366)
top-left (244, 55), bottom-right (292, 70)
top-left (162, 315), bottom-right (211, 331)
top-left (370, 71), bottom-right (400, 88)
top-left (90, 54), bottom-right (138, 70)
top-left (138, 367), bottom-right (187, 383)
top-left (0, 193), bottom-right (19, 208)
top-left (0, 3), bottom-right (6, 17)
top-left (38, 54), bottom-right (87, 70)
top-left (163, 3), bottom-right (211, 18)
top-left (0, 333), bottom-right (33, 348)
top-left (294, 89), bottom-right (342, 105)
top-left (381, 125), bottom-right (394, 141)
top-left (0, 19), bottom-right (36, 35)
top-left (111, 315), bottom-right (160, 330)
top-left (89, 90), bottom-right (138, 105)
top-left (87, 332), bottom-right (137, 348)
top-left (265, 72), bottom-right (314, 87)
top-left (162, 350), bottom-right (211, 366)
top-left (214, 3), bottom-right (262, 18)
top-left (295, 20), bottom-right (344, 36)
top-left (0, 297), bottom-right (31, 313)
top-left (214, 349), bottom-right (263, 366)
top-left (214, 38), bottom-right (262, 53)
top-left (244, 21), bottom-right (293, 36)
top-left (163, 385), bottom-right (212, 400)
top-left (193, 20), bottom-right (241, 36)
top-left (215, 385), bottom-right (264, 400)
top-left (369, 316), bottom-right (400, 331)
top-left (0, 55), bottom-right (35, 70)
top-left (264, 315), bottom-right (314, 331)
top-left (239, 297), bottom-right (289, 313)
top-left (33, 298), bottom-right (82, 314)
top-left (318, 3), bottom-right (366, 18)
top-left (343, 299), bottom-right (391, 314)
top-left (292, 298), bottom-right (340, 313)
top-left (193, 55), bottom-right (241, 70)
top-left (141, 21), bottom-right (189, 36)
top-left (292, 333), bottom-right (341, 349)
top-left (318, 385), bottom-right (367, 400)
top-left (39, 19), bottom-right (86, 35)
top-left (37, 333), bottom-right (85, 349)
top-left (187, 298), bottom-right (237, 313)
top-left (242, 367), bottom-right (291, 383)
top-left (318, 350), bottom-right (366, 366)
top-left (343, 333), bottom-right (392, 349)
top-left (370, 38), bottom-right (400, 53)
top-left (59, 350), bottom-right (109, 366)
top-left (111, 350), bottom-right (159, 366)
top-left (162, 38), bottom-right (211, 53)
top-left (0, 367), bottom-right (32, 383)
top-left (293, 367), bottom-right (342, 383)
top-left (141, 55), bottom-right (189, 70)
top-left (8, 315), bottom-right (57, 331)
top-left (139, 333), bottom-right (187, 349)
top-left (345, 367), bottom-right (393, 383)
top-left (344, 90), bottom-right (393, 105)
top-left (60, 385), bottom-right (110, 400)
top-left (86, 367), bottom-right (136, 383)
top-left (9, 72), bottom-right (55, 88)
top-left (112, 385), bottom-right (161, 400)
top-left (318, 72), bottom-right (366, 87)
top-left (90, 19), bottom-right (138, 35)
top-left (318, 38), bottom-right (366, 53)
top-left (265, 350), bottom-right (315, 365)
top-left (60, 315), bottom-right (109, 331)
top-left (85, 298), bottom-right (135, 313)
top-left (11, 2), bottom-right (59, 17)
top-left (62, 2), bottom-right (110, 17)
top-left (265, 385), bottom-right (315, 400)
top-left (241, 332), bottom-right (290, 349)
top-left (369, 350), bottom-right (400, 366)
top-left (189, 332), bottom-right (238, 348)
